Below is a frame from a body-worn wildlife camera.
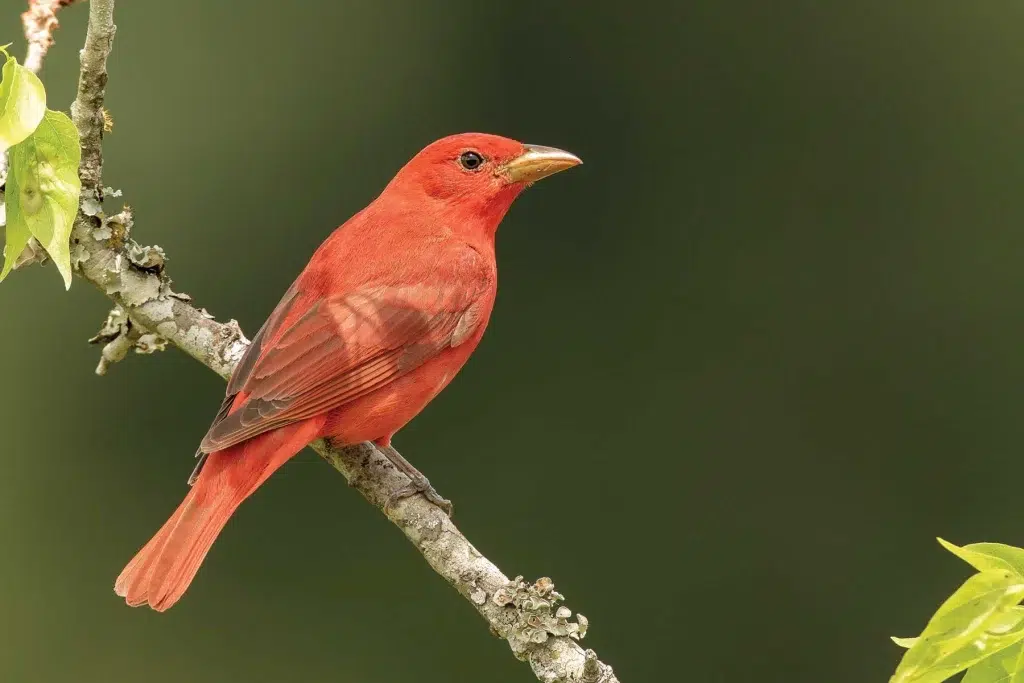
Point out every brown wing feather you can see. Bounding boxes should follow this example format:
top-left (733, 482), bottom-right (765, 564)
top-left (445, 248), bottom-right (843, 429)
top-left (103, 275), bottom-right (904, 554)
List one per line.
top-left (229, 281), bottom-right (303, 396)
top-left (191, 281), bottom-right (303, 468)
top-left (198, 279), bottom-right (486, 454)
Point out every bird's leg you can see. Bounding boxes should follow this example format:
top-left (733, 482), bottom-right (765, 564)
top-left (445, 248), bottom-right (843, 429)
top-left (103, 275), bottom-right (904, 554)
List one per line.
top-left (376, 443), bottom-right (453, 516)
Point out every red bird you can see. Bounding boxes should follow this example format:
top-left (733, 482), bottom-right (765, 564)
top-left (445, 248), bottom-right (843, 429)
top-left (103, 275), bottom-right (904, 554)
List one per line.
top-left (114, 133), bottom-right (580, 611)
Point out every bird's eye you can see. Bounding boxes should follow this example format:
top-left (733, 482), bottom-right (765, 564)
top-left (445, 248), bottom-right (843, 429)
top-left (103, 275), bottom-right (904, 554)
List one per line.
top-left (458, 151), bottom-right (485, 171)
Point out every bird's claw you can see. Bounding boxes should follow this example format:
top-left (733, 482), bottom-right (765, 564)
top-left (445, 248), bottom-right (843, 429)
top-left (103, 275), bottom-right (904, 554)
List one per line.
top-left (386, 475), bottom-right (453, 517)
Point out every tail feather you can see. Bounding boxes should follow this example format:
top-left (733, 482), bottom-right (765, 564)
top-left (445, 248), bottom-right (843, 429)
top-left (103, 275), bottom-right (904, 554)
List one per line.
top-left (115, 499), bottom-right (188, 605)
top-left (115, 420), bottom-right (321, 611)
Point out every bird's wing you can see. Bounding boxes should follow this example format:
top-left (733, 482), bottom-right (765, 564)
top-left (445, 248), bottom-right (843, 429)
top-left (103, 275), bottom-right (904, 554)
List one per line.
top-left (198, 250), bottom-right (491, 454)
top-left (191, 280), bottom-right (303, 461)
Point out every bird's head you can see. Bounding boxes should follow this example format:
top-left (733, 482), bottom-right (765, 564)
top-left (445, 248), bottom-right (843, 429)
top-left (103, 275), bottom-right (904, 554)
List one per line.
top-left (385, 133), bottom-right (581, 225)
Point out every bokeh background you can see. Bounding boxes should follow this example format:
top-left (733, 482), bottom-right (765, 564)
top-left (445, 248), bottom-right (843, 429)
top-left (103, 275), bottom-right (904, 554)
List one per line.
top-left (2, 1), bottom-right (1023, 681)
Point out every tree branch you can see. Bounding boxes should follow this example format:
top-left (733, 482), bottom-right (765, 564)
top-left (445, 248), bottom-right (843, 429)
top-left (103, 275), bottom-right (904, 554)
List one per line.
top-left (20, 0), bottom-right (621, 680)
top-left (69, 0), bottom-right (113, 197)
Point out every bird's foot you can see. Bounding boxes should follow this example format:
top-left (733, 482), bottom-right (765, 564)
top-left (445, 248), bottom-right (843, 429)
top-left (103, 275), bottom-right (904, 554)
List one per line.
top-left (386, 473), bottom-right (454, 517)
top-left (376, 442), bottom-right (454, 516)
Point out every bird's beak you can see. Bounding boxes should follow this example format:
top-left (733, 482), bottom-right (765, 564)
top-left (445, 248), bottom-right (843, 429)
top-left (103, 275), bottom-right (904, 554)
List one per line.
top-left (498, 144), bottom-right (582, 184)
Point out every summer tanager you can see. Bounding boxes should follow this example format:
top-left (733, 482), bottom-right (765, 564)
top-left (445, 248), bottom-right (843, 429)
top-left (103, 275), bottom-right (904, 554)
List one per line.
top-left (114, 133), bottom-right (580, 611)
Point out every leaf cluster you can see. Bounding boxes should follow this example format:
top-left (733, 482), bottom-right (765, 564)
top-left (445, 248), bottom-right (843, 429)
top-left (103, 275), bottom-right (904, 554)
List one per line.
top-left (0, 46), bottom-right (81, 289)
top-left (891, 539), bottom-right (1024, 683)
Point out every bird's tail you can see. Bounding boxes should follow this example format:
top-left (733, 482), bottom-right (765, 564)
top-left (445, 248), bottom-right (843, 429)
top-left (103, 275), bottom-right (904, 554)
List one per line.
top-left (114, 420), bottom-right (321, 611)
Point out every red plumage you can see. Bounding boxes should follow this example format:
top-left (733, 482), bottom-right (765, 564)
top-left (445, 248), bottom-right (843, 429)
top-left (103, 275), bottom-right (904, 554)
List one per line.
top-left (115, 133), bottom-right (580, 611)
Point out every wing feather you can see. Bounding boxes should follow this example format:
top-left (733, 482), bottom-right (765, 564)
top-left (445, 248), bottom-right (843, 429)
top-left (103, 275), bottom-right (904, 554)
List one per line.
top-left (198, 250), bottom-right (491, 454)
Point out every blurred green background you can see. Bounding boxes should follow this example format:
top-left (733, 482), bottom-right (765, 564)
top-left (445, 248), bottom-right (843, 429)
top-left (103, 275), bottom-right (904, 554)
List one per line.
top-left (2, 1), bottom-right (1023, 681)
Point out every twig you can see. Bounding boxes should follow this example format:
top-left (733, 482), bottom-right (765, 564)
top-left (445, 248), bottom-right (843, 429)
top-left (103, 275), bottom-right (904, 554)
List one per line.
top-left (54, 0), bottom-right (623, 680)
top-left (21, 0), bottom-right (77, 74)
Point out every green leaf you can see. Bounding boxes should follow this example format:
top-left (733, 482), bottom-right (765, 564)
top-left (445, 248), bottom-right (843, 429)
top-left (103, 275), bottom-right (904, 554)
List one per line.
top-left (940, 539), bottom-right (1024, 578)
top-left (4, 110), bottom-right (81, 288)
top-left (963, 641), bottom-right (1024, 683)
top-left (0, 53), bottom-right (46, 153)
top-left (891, 570), bottom-right (1024, 683)
top-left (893, 636), bottom-right (921, 649)
top-left (0, 203), bottom-right (31, 282)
